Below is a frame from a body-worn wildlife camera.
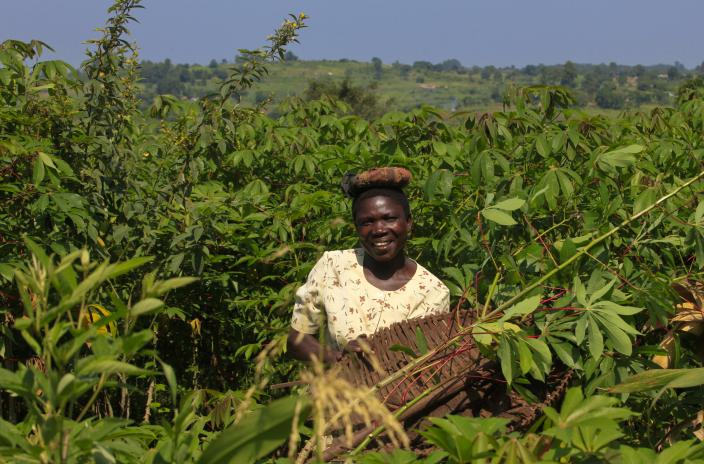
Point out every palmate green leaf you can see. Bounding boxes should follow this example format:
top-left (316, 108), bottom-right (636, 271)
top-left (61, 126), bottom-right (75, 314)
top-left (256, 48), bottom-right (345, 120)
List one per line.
top-left (592, 309), bottom-right (640, 335)
top-left (543, 387), bottom-right (634, 432)
top-left (37, 151), bottom-right (56, 169)
top-left (587, 315), bottom-right (603, 359)
top-left (419, 422), bottom-right (473, 462)
top-left (535, 134), bottom-right (551, 157)
top-left (525, 337), bottom-right (552, 365)
top-left (572, 426), bottom-right (623, 453)
top-left (481, 208), bottom-right (517, 226)
top-left (198, 395), bottom-right (310, 464)
top-left (550, 340), bottom-right (578, 368)
top-left (573, 276), bottom-right (587, 306)
top-left (494, 436), bottom-right (537, 463)
top-left (544, 170), bottom-right (560, 210)
top-left (594, 314), bottom-right (632, 355)
top-left (524, 337), bottom-right (552, 381)
top-left (591, 300), bottom-right (643, 316)
top-left (529, 184), bottom-right (550, 205)
top-left (555, 169), bottom-right (575, 199)
top-left (587, 279), bottom-right (616, 304)
top-left (596, 144), bottom-right (642, 171)
top-left (498, 335), bottom-right (515, 384)
top-left (517, 339), bottom-right (532, 375)
top-left (420, 416), bottom-right (508, 463)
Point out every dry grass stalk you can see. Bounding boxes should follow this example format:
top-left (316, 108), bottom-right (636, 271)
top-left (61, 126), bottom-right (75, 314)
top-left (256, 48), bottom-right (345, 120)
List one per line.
top-left (295, 357), bottom-right (409, 463)
top-left (287, 398), bottom-right (306, 462)
top-left (355, 337), bottom-right (384, 375)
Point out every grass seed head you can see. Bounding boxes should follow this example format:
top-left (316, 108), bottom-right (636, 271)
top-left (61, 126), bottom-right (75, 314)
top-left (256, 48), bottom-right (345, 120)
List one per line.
top-left (299, 358), bottom-right (409, 457)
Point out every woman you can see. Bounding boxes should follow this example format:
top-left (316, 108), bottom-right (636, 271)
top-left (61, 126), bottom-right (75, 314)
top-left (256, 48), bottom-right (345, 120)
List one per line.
top-left (287, 168), bottom-right (450, 363)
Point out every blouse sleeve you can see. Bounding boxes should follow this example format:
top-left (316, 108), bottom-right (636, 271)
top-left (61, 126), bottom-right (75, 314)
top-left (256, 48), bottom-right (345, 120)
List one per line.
top-left (290, 253), bottom-right (328, 334)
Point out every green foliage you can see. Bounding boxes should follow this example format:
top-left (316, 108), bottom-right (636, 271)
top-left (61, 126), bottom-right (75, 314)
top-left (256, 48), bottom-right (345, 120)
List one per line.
top-left (303, 77), bottom-right (386, 119)
top-left (2, 1), bottom-right (704, 462)
top-left (378, 388), bottom-right (704, 463)
top-left (0, 240), bottom-right (183, 462)
top-left (198, 395), bottom-right (309, 464)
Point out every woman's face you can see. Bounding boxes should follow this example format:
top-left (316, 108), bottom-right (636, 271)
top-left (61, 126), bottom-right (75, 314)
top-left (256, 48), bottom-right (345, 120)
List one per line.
top-left (354, 195), bottom-right (412, 263)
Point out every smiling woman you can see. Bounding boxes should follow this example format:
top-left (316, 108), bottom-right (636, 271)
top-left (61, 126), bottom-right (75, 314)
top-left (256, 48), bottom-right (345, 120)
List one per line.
top-left (287, 167), bottom-right (450, 363)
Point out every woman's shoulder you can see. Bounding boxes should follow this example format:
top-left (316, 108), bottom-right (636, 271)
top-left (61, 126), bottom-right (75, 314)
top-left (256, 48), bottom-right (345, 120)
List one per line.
top-left (320, 248), bottom-right (360, 261)
top-left (317, 249), bottom-right (362, 269)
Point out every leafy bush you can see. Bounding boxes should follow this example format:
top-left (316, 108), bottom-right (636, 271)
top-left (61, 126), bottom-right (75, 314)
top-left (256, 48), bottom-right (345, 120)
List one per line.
top-left (2, 0), bottom-right (704, 462)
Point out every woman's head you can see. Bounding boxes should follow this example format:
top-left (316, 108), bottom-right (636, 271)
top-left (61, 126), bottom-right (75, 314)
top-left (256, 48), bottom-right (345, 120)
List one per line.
top-left (351, 187), bottom-right (410, 221)
top-left (352, 188), bottom-right (412, 263)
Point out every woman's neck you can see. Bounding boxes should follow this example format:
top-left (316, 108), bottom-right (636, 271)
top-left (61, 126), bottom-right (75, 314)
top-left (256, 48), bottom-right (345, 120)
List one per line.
top-left (363, 251), bottom-right (408, 280)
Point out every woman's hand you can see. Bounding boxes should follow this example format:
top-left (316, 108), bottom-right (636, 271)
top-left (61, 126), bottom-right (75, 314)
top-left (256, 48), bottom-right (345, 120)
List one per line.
top-left (287, 328), bottom-right (342, 364)
top-left (323, 348), bottom-right (343, 363)
top-left (344, 335), bottom-right (372, 354)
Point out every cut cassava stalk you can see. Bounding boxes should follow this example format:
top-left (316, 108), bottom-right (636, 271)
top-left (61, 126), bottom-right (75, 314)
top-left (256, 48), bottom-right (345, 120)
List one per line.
top-left (338, 169), bottom-right (704, 457)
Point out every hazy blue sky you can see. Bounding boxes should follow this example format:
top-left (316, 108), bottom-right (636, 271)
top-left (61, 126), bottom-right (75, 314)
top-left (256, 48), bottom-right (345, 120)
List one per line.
top-left (2, 1), bottom-right (703, 68)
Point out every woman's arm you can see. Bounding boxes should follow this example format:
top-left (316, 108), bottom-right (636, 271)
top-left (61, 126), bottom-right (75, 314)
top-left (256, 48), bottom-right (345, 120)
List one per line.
top-left (287, 328), bottom-right (342, 363)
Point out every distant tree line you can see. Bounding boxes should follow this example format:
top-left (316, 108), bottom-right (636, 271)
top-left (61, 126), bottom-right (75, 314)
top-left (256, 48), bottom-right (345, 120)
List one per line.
top-left (136, 56), bottom-right (704, 111)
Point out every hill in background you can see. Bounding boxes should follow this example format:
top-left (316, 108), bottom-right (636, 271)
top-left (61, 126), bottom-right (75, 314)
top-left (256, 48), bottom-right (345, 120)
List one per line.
top-left (138, 55), bottom-right (703, 117)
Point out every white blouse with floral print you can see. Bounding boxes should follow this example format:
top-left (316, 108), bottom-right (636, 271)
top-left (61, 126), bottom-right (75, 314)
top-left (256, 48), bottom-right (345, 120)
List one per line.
top-left (291, 249), bottom-right (450, 349)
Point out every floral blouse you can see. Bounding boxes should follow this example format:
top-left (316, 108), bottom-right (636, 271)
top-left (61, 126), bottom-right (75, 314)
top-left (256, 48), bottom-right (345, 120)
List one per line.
top-left (291, 249), bottom-right (450, 349)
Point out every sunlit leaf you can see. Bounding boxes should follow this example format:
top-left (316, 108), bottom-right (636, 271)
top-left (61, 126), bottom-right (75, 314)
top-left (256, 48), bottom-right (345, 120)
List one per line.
top-left (482, 208), bottom-right (517, 226)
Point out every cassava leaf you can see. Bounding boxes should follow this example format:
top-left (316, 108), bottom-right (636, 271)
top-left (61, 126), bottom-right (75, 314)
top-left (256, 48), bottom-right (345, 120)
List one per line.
top-left (481, 208), bottom-right (517, 226)
top-left (198, 395), bottom-right (310, 464)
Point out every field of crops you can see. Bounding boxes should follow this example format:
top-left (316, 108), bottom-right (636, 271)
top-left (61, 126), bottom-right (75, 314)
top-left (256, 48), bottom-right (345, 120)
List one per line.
top-left (2, 2), bottom-right (704, 463)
